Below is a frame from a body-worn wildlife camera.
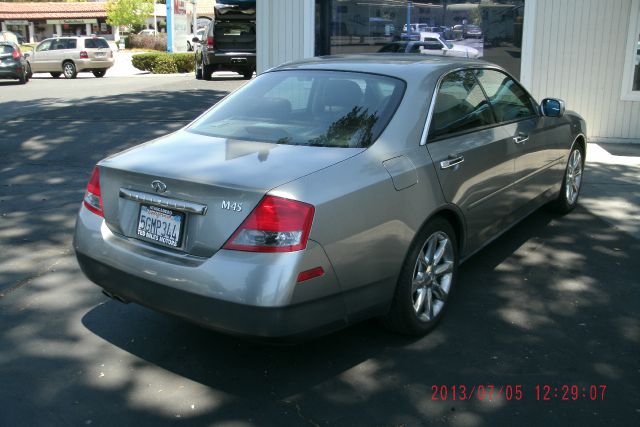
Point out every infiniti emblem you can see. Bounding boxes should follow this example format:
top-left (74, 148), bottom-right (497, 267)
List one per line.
top-left (151, 180), bottom-right (167, 193)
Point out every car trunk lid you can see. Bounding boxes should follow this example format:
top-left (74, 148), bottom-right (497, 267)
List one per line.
top-left (98, 130), bottom-right (363, 257)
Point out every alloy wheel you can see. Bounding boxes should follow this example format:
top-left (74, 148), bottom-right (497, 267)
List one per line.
top-left (565, 149), bottom-right (583, 204)
top-left (411, 231), bottom-right (454, 322)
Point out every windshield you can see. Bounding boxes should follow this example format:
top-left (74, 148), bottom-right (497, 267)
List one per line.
top-left (188, 70), bottom-right (405, 148)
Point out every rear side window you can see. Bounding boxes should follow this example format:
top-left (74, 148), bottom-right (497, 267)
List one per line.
top-left (189, 70), bottom-right (405, 148)
top-left (429, 70), bottom-right (495, 140)
top-left (84, 38), bottom-right (110, 49)
top-left (475, 69), bottom-right (537, 122)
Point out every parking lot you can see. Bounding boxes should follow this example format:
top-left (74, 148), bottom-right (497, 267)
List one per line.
top-left (1, 75), bottom-right (639, 426)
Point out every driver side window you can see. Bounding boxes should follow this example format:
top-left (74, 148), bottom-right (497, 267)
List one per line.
top-left (429, 70), bottom-right (495, 140)
top-left (36, 40), bottom-right (52, 52)
top-left (474, 69), bottom-right (537, 123)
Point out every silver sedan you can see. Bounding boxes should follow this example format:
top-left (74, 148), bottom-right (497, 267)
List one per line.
top-left (74, 55), bottom-right (586, 338)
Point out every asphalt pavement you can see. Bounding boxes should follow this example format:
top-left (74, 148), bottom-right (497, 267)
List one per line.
top-left (0, 75), bottom-right (638, 426)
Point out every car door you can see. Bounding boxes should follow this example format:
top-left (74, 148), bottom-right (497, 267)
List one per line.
top-left (425, 69), bottom-right (519, 253)
top-left (474, 69), bottom-right (569, 206)
top-left (420, 37), bottom-right (446, 56)
top-left (29, 39), bottom-right (53, 72)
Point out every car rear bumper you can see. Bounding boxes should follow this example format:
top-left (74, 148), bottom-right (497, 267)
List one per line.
top-left (73, 207), bottom-right (347, 338)
top-left (76, 252), bottom-right (347, 338)
top-left (204, 52), bottom-right (256, 69)
top-left (75, 58), bottom-right (114, 71)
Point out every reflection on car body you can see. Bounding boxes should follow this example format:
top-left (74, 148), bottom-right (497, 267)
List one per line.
top-left (74, 55), bottom-right (587, 339)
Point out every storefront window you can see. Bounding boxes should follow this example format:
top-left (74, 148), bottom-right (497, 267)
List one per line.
top-left (315, 0), bottom-right (525, 78)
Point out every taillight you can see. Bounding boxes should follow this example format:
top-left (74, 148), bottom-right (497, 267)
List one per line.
top-left (223, 196), bottom-right (314, 253)
top-left (12, 49), bottom-right (20, 59)
top-left (207, 36), bottom-right (215, 49)
top-left (83, 166), bottom-right (103, 217)
top-left (80, 51), bottom-right (89, 59)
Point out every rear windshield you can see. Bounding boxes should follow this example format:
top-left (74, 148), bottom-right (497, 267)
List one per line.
top-left (1, 44), bottom-right (14, 54)
top-left (188, 70), bottom-right (405, 148)
top-left (84, 38), bottom-right (110, 49)
top-left (214, 22), bottom-right (255, 38)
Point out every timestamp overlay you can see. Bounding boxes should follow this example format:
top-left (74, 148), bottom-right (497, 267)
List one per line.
top-left (430, 384), bottom-right (608, 402)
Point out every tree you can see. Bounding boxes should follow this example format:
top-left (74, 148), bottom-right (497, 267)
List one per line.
top-left (106, 0), bottom-right (154, 29)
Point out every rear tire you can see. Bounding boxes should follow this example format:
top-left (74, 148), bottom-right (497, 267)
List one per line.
top-left (26, 63), bottom-right (32, 79)
top-left (92, 70), bottom-right (106, 78)
top-left (62, 61), bottom-right (77, 79)
top-left (18, 69), bottom-right (27, 84)
top-left (242, 69), bottom-right (254, 80)
top-left (383, 217), bottom-right (458, 336)
top-left (550, 145), bottom-right (584, 214)
top-left (50, 72), bottom-right (61, 79)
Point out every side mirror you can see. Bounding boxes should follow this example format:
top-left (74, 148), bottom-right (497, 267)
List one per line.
top-left (541, 98), bottom-right (565, 117)
top-left (23, 52), bottom-right (31, 58)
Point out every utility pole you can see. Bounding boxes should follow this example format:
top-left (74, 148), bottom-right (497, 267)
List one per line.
top-left (192, 0), bottom-right (198, 34)
top-left (153, 0), bottom-right (157, 32)
top-left (406, 1), bottom-right (412, 32)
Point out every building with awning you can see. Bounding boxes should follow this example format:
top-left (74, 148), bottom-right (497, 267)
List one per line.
top-left (0, 2), bottom-right (117, 43)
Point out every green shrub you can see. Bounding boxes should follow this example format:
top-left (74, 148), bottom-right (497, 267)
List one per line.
top-left (150, 54), bottom-right (178, 74)
top-left (132, 52), bottom-right (195, 74)
top-left (131, 53), bottom-right (160, 72)
top-left (173, 53), bottom-right (195, 73)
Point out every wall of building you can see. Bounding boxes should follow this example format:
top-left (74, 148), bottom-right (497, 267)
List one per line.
top-left (256, 0), bottom-right (314, 73)
top-left (521, 0), bottom-right (640, 141)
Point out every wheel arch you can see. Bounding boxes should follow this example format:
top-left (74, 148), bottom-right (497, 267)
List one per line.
top-left (571, 133), bottom-right (587, 159)
top-left (407, 205), bottom-right (466, 261)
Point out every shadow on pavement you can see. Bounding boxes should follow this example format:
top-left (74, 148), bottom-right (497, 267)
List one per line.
top-left (72, 205), bottom-right (640, 425)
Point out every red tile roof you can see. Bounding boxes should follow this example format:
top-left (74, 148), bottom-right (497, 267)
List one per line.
top-left (0, 2), bottom-right (108, 20)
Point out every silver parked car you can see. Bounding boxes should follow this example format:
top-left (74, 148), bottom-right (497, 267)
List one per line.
top-left (74, 55), bottom-right (586, 338)
top-left (25, 36), bottom-right (114, 79)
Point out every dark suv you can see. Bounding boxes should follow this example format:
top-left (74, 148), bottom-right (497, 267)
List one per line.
top-left (194, 1), bottom-right (256, 80)
top-left (0, 41), bottom-right (30, 84)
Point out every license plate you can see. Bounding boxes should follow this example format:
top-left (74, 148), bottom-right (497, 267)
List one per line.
top-left (95, 52), bottom-right (106, 58)
top-left (136, 205), bottom-right (185, 248)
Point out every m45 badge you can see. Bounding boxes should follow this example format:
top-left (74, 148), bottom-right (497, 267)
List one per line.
top-left (221, 200), bottom-right (243, 212)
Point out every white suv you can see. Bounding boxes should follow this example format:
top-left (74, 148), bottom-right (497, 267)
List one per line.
top-left (25, 36), bottom-right (114, 79)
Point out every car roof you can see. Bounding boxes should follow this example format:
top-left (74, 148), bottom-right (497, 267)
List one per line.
top-left (271, 54), bottom-right (494, 82)
top-left (419, 32), bottom-right (441, 38)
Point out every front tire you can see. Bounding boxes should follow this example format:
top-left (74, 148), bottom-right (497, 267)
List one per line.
top-left (63, 61), bottom-right (77, 79)
top-left (195, 57), bottom-right (202, 80)
top-left (203, 62), bottom-right (213, 81)
top-left (550, 145), bottom-right (584, 214)
top-left (384, 217), bottom-right (458, 336)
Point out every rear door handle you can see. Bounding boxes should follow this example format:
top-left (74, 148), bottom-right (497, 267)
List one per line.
top-left (440, 155), bottom-right (464, 169)
top-left (513, 133), bottom-right (529, 144)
